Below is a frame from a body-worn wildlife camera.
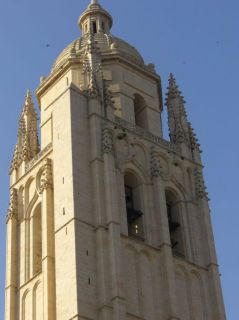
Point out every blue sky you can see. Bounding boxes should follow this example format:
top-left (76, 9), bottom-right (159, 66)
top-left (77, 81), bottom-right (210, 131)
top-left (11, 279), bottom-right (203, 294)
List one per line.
top-left (0, 0), bottom-right (238, 318)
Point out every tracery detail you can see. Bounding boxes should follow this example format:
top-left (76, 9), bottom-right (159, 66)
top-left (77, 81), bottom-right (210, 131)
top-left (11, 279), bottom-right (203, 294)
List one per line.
top-left (102, 127), bottom-right (113, 154)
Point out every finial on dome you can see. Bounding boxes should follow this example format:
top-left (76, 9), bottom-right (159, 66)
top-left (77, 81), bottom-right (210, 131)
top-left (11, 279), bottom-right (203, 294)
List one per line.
top-left (91, 0), bottom-right (98, 4)
top-left (26, 89), bottom-right (31, 98)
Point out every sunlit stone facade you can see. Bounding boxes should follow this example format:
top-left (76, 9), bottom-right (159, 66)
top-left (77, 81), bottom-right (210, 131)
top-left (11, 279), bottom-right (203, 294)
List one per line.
top-left (5, 1), bottom-right (226, 319)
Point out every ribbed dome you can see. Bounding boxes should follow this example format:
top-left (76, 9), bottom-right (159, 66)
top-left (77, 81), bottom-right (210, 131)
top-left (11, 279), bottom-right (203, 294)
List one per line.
top-left (52, 33), bottom-right (145, 72)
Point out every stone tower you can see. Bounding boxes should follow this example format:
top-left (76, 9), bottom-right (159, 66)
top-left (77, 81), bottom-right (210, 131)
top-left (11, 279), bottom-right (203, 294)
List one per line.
top-left (5, 1), bottom-right (226, 319)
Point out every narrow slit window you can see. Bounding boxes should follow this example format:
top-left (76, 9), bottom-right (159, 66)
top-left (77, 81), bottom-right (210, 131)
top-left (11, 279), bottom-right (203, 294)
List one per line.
top-left (92, 21), bottom-right (97, 34)
top-left (134, 94), bottom-right (147, 129)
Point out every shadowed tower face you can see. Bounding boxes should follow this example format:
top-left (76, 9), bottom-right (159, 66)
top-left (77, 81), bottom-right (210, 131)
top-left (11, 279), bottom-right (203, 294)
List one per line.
top-left (5, 1), bottom-right (226, 320)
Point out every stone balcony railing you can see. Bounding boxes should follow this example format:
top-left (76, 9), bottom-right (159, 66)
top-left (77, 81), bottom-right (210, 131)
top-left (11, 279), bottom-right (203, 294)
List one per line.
top-left (114, 116), bottom-right (177, 153)
top-left (25, 142), bottom-right (53, 173)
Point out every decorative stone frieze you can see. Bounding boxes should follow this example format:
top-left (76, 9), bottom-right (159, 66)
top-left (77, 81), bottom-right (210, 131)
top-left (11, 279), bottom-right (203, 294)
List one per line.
top-left (39, 158), bottom-right (53, 193)
top-left (102, 127), bottom-right (113, 154)
top-left (6, 188), bottom-right (18, 223)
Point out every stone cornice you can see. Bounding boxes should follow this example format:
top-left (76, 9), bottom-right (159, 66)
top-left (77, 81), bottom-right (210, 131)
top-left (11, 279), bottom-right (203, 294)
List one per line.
top-left (36, 53), bottom-right (162, 105)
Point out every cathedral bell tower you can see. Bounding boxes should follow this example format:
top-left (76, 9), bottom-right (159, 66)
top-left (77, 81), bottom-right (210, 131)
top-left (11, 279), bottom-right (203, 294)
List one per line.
top-left (5, 1), bottom-right (226, 319)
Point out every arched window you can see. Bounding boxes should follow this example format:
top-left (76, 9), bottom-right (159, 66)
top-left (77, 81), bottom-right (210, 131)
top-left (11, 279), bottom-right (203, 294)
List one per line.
top-left (165, 190), bottom-right (185, 258)
top-left (124, 172), bottom-right (144, 240)
top-left (92, 21), bottom-right (97, 34)
top-left (33, 203), bottom-right (42, 274)
top-left (133, 94), bottom-right (147, 129)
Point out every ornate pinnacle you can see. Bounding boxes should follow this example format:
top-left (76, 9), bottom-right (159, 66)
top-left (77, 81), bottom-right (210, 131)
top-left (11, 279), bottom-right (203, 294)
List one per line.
top-left (194, 167), bottom-right (209, 200)
top-left (166, 73), bottom-right (187, 118)
top-left (9, 144), bottom-right (19, 173)
top-left (188, 122), bottom-right (201, 152)
top-left (6, 188), bottom-right (18, 223)
top-left (165, 74), bottom-right (201, 155)
top-left (9, 90), bottom-right (40, 175)
top-left (22, 90), bottom-right (36, 116)
top-left (22, 136), bottom-right (31, 161)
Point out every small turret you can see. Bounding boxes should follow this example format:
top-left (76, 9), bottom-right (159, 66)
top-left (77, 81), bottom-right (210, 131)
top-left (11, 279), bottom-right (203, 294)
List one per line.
top-left (78, 0), bottom-right (113, 36)
top-left (10, 91), bottom-right (39, 179)
top-left (165, 74), bottom-right (201, 161)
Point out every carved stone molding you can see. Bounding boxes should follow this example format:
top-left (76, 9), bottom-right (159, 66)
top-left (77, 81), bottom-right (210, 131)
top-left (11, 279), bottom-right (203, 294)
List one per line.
top-left (39, 158), bottom-right (53, 193)
top-left (103, 79), bottom-right (114, 111)
top-left (6, 188), bottom-right (18, 223)
top-left (82, 33), bottom-right (102, 99)
top-left (102, 127), bottom-right (113, 154)
top-left (150, 146), bottom-right (162, 178)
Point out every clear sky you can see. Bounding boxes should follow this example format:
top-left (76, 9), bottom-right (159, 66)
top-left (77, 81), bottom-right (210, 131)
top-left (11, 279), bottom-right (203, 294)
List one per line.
top-left (0, 0), bottom-right (238, 318)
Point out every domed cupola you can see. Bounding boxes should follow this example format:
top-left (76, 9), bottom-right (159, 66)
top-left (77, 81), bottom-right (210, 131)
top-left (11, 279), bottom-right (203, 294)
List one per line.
top-left (51, 0), bottom-right (145, 72)
top-left (78, 0), bottom-right (113, 35)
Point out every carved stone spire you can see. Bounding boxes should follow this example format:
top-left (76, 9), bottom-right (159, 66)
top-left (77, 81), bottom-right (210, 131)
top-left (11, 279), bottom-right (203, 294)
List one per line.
top-left (166, 74), bottom-right (188, 145)
top-left (166, 74), bottom-right (201, 157)
top-left (9, 90), bottom-right (40, 173)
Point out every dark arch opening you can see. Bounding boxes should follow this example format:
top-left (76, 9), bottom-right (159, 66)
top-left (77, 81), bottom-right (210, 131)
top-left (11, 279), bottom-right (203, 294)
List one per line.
top-left (124, 171), bottom-right (144, 240)
top-left (165, 190), bottom-right (185, 257)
